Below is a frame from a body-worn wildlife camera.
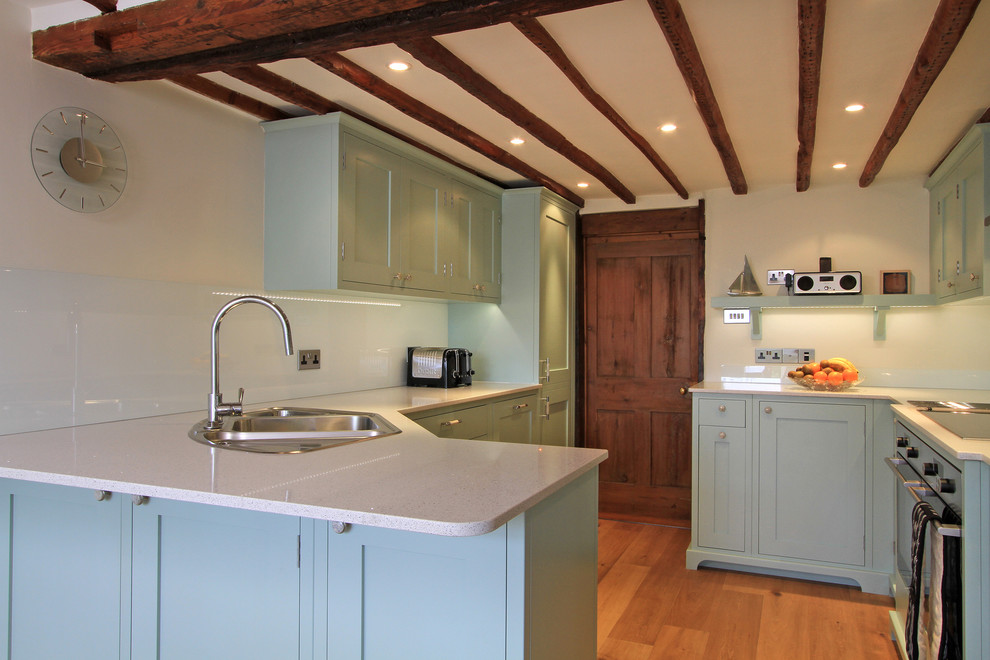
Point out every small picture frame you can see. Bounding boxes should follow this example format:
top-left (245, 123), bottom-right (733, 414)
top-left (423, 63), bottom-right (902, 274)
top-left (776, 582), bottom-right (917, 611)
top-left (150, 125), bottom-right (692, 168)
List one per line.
top-left (881, 270), bottom-right (911, 294)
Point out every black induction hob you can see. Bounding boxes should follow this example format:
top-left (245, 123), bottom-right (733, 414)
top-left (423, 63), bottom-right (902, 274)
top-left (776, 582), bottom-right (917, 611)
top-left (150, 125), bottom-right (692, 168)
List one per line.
top-left (908, 400), bottom-right (990, 439)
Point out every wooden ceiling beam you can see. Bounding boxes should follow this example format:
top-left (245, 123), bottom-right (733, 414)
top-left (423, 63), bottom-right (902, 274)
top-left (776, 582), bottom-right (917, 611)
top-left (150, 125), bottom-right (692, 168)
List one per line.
top-left (859, 0), bottom-right (982, 188)
top-left (224, 64), bottom-right (498, 184)
top-left (166, 74), bottom-right (289, 121)
top-left (399, 37), bottom-right (636, 204)
top-left (33, 0), bottom-right (621, 83)
top-left (647, 0), bottom-right (747, 195)
top-left (796, 0), bottom-right (826, 193)
top-left (512, 17), bottom-right (689, 200)
top-left (310, 53), bottom-right (585, 208)
top-left (83, 0), bottom-right (117, 13)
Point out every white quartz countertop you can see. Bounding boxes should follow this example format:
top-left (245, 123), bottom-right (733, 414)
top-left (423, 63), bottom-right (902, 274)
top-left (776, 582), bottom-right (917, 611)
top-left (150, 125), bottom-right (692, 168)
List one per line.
top-left (0, 383), bottom-right (607, 536)
top-left (690, 380), bottom-right (990, 466)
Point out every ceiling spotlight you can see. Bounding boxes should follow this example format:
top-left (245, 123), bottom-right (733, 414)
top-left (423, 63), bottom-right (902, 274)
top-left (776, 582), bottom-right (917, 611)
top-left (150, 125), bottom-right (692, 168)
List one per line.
top-left (388, 61), bottom-right (410, 72)
top-left (510, 137), bottom-right (525, 145)
top-left (844, 104), bottom-right (864, 112)
top-left (577, 182), bottom-right (590, 188)
top-left (832, 162), bottom-right (848, 169)
top-left (659, 123), bottom-right (677, 132)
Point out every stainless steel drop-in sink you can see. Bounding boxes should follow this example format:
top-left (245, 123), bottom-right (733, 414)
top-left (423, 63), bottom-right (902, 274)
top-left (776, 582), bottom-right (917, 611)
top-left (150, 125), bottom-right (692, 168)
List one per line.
top-left (189, 407), bottom-right (401, 453)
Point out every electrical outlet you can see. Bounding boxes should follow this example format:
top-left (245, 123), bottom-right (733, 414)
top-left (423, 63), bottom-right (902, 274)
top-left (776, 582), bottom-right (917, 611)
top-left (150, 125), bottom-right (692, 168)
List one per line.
top-left (782, 348), bottom-right (816, 363)
top-left (755, 348), bottom-right (782, 363)
top-left (298, 349), bottom-right (321, 370)
top-left (723, 309), bottom-right (751, 324)
top-left (767, 269), bottom-right (794, 286)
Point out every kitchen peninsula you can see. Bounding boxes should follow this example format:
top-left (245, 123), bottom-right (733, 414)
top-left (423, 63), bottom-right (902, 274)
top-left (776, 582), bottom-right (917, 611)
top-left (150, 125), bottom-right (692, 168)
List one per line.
top-left (0, 384), bottom-right (606, 660)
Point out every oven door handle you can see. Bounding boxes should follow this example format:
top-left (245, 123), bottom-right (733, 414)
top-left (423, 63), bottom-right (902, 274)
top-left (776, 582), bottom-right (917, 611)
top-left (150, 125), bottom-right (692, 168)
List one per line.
top-left (886, 457), bottom-right (962, 538)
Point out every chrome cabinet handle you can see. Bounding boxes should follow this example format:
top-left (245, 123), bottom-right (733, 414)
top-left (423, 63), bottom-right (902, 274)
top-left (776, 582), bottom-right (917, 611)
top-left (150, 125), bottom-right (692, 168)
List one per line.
top-left (542, 396), bottom-right (551, 420)
top-left (513, 403), bottom-right (529, 410)
top-left (540, 357), bottom-right (551, 383)
top-left (440, 419), bottom-right (462, 427)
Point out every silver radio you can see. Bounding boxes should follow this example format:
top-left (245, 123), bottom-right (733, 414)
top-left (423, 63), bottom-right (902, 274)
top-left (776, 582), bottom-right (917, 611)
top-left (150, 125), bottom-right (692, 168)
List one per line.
top-left (792, 271), bottom-right (861, 295)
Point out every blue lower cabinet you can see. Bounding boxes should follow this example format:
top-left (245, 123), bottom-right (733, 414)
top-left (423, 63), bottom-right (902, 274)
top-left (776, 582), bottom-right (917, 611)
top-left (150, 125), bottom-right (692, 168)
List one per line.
top-left (0, 480), bottom-right (127, 660)
top-left (329, 525), bottom-right (509, 660)
top-left (130, 498), bottom-right (304, 659)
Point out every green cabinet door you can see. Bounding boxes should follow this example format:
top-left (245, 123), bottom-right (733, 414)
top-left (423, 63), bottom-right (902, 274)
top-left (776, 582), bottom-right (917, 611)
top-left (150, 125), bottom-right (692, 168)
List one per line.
top-left (757, 399), bottom-right (867, 566)
top-left (0, 480), bottom-right (126, 660)
top-left (697, 424), bottom-right (748, 551)
top-left (328, 523), bottom-right (508, 660)
top-left (131, 497), bottom-right (303, 659)
top-left (447, 181), bottom-right (502, 300)
top-left (491, 393), bottom-right (540, 444)
top-left (400, 162), bottom-right (447, 292)
top-left (339, 132), bottom-right (403, 288)
top-left (539, 196), bottom-right (576, 447)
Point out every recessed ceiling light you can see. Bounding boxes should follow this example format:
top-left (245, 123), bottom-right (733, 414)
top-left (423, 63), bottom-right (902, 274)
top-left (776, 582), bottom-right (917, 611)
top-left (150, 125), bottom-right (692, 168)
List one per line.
top-left (659, 123), bottom-right (677, 133)
top-left (832, 162), bottom-right (848, 169)
top-left (844, 104), bottom-right (864, 112)
top-left (388, 61), bottom-right (410, 72)
top-left (510, 137), bottom-right (525, 145)
top-left (577, 182), bottom-right (590, 188)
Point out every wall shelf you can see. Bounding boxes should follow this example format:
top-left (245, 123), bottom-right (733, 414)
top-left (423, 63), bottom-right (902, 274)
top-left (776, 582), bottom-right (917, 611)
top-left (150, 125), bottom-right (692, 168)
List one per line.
top-left (711, 294), bottom-right (936, 340)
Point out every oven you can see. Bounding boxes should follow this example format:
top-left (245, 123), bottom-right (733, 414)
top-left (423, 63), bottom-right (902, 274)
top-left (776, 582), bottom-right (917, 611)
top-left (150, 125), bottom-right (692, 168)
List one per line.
top-left (887, 420), bottom-right (963, 659)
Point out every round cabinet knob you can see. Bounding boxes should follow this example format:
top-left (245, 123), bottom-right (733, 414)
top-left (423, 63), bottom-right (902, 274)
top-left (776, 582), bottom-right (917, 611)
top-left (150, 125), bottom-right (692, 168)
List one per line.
top-left (93, 490), bottom-right (111, 502)
top-left (718, 404), bottom-right (726, 412)
top-left (678, 387), bottom-right (688, 396)
top-left (764, 406), bottom-right (772, 414)
top-left (718, 431), bottom-right (726, 439)
top-left (393, 272), bottom-right (404, 280)
top-left (971, 273), bottom-right (979, 282)
top-left (331, 521), bottom-right (350, 534)
top-left (132, 495), bottom-right (149, 506)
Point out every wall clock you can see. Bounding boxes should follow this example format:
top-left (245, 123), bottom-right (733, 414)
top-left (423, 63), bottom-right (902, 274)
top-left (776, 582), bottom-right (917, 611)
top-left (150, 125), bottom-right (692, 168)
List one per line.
top-left (31, 107), bottom-right (127, 213)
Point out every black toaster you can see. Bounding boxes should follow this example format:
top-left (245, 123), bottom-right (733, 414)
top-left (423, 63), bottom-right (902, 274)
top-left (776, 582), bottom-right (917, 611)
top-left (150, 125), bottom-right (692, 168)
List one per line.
top-left (406, 347), bottom-right (474, 388)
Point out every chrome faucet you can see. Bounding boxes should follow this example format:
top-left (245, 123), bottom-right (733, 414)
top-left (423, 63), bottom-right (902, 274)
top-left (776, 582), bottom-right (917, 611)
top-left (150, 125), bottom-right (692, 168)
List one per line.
top-left (206, 296), bottom-right (294, 429)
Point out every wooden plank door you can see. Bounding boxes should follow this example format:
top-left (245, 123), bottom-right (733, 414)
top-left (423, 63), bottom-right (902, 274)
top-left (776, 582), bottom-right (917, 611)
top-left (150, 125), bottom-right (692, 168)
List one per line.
top-left (582, 207), bottom-right (704, 525)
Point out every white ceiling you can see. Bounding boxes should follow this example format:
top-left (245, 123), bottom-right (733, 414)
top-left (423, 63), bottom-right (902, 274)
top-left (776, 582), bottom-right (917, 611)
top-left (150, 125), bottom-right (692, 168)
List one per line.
top-left (20, 0), bottom-right (990, 203)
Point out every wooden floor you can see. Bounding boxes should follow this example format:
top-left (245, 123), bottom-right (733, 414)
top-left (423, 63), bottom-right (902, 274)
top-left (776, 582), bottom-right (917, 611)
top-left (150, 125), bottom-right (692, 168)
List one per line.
top-left (597, 519), bottom-right (901, 660)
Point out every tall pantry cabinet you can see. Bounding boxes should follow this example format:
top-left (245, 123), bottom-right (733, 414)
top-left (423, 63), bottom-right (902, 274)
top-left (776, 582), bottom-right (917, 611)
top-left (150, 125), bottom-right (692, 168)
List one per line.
top-left (449, 188), bottom-right (578, 447)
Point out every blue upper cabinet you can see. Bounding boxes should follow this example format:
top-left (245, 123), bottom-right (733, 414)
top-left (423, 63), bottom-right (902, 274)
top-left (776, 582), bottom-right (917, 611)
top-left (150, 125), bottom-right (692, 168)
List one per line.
top-left (927, 123), bottom-right (989, 303)
top-left (263, 113), bottom-right (502, 302)
top-left (0, 480), bottom-right (126, 660)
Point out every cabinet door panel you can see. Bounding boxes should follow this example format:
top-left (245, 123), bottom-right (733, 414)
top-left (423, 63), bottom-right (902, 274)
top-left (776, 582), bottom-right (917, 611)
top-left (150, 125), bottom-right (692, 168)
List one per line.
top-left (339, 134), bottom-right (402, 287)
top-left (401, 164), bottom-right (446, 292)
top-left (757, 401), bottom-right (866, 565)
top-left (0, 481), bottom-right (124, 660)
top-left (491, 395), bottom-right (539, 444)
top-left (329, 524), bottom-right (507, 660)
top-left (697, 426), bottom-right (746, 551)
top-left (131, 499), bottom-right (301, 659)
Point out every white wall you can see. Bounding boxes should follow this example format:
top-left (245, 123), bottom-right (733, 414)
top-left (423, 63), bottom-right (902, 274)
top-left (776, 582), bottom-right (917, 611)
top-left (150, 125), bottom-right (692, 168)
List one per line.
top-left (585, 180), bottom-right (990, 385)
top-left (0, 0), bottom-right (448, 434)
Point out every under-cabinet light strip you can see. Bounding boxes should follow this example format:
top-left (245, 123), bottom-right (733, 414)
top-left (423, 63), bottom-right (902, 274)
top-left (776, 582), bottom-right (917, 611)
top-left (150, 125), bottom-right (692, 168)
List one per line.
top-left (212, 291), bottom-right (402, 307)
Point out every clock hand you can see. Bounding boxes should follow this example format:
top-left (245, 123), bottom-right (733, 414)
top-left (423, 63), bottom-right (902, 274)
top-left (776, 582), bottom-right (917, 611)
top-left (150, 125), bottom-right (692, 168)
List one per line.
top-left (74, 157), bottom-right (106, 168)
top-left (78, 113), bottom-right (87, 167)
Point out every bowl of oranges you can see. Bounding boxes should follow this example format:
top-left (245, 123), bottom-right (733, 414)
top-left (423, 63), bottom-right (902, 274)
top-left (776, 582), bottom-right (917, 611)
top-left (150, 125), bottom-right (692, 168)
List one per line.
top-left (787, 357), bottom-right (861, 392)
